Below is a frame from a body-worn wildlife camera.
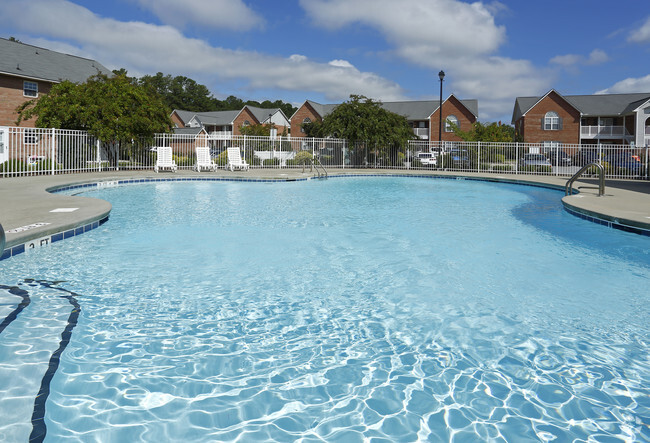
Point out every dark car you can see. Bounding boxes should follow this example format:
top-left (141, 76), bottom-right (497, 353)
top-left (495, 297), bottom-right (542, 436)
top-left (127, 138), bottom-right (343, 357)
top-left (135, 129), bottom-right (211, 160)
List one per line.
top-left (448, 149), bottom-right (470, 168)
top-left (519, 153), bottom-right (551, 168)
top-left (604, 153), bottom-right (643, 176)
top-left (546, 150), bottom-right (572, 166)
top-left (573, 149), bottom-right (602, 166)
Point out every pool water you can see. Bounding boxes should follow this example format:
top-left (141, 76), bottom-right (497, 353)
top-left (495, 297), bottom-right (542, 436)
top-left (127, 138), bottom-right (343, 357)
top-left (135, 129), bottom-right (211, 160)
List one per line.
top-left (1, 177), bottom-right (649, 442)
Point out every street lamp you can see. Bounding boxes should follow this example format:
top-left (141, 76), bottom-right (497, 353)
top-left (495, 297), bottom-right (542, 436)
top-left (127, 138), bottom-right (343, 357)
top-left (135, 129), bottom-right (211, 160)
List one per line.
top-left (438, 70), bottom-right (445, 145)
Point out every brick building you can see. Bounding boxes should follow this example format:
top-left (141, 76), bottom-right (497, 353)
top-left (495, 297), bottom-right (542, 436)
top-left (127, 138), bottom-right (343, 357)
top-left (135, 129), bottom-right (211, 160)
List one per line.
top-left (289, 95), bottom-right (479, 141)
top-left (0, 38), bottom-right (111, 127)
top-left (171, 106), bottom-right (290, 138)
top-left (512, 89), bottom-right (650, 148)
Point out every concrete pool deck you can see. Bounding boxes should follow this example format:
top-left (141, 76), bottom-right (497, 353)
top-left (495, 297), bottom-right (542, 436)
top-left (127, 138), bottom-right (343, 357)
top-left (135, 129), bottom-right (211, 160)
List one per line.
top-left (1, 168), bottom-right (649, 257)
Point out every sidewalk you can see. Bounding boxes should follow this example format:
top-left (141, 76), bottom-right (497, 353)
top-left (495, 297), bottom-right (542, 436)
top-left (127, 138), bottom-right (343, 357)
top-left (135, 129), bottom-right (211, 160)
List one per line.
top-left (1, 169), bottom-right (649, 257)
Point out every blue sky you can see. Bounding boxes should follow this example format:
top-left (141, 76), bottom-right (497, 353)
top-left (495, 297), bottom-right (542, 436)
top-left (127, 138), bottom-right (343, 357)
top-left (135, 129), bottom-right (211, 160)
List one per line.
top-left (2, 0), bottom-right (649, 122)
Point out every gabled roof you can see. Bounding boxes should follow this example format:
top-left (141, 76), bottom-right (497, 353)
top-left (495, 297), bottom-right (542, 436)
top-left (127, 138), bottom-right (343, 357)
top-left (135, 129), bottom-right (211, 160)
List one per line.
top-left (171, 109), bottom-right (196, 125)
top-left (512, 90), bottom-right (650, 123)
top-left (300, 97), bottom-right (479, 121)
top-left (189, 110), bottom-right (240, 126)
top-left (0, 38), bottom-right (111, 84)
top-left (244, 106), bottom-right (284, 123)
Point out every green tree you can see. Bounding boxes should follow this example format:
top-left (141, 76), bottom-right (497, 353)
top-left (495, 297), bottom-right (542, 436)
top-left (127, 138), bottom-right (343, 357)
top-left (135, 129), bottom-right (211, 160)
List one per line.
top-left (320, 95), bottom-right (415, 163)
top-left (17, 73), bottom-right (172, 140)
top-left (450, 121), bottom-right (518, 142)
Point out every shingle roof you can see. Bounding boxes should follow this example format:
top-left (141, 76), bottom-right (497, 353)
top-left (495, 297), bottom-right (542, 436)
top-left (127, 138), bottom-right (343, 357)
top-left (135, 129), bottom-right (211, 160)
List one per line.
top-left (191, 110), bottom-right (240, 126)
top-left (172, 110), bottom-right (197, 125)
top-left (246, 106), bottom-right (281, 123)
top-left (305, 97), bottom-right (479, 120)
top-left (512, 90), bottom-right (650, 123)
top-left (0, 38), bottom-right (112, 83)
top-left (173, 127), bottom-right (206, 136)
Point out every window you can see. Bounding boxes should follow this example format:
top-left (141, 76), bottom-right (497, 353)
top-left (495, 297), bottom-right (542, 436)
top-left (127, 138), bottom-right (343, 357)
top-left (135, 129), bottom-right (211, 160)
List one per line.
top-left (301, 117), bottom-right (311, 133)
top-left (24, 128), bottom-right (39, 144)
top-left (544, 111), bottom-right (561, 130)
top-left (243, 120), bottom-right (250, 126)
top-left (445, 115), bottom-right (458, 132)
top-left (23, 81), bottom-right (38, 97)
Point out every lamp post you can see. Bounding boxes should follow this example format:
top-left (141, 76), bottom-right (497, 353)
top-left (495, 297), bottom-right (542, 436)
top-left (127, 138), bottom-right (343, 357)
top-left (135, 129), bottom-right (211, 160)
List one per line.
top-left (438, 70), bottom-right (445, 145)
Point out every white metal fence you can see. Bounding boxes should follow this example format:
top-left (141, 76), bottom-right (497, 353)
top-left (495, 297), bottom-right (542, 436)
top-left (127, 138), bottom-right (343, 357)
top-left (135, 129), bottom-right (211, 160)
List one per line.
top-left (0, 126), bottom-right (648, 180)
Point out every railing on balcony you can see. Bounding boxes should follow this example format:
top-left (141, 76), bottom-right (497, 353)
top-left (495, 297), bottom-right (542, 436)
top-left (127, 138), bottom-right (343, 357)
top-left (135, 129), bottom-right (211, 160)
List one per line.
top-left (208, 131), bottom-right (233, 140)
top-left (581, 125), bottom-right (631, 138)
top-left (412, 128), bottom-right (429, 139)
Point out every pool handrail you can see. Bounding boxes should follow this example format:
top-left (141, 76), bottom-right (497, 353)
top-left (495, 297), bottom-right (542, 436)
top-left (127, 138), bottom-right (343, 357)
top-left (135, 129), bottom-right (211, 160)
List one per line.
top-left (565, 162), bottom-right (605, 196)
top-left (313, 155), bottom-right (328, 178)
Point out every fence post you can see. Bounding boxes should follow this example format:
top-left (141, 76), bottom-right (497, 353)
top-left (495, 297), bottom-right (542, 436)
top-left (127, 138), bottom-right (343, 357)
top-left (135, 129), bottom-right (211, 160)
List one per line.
top-left (97, 139), bottom-right (102, 172)
top-left (515, 142), bottom-right (519, 174)
top-left (477, 141), bottom-right (481, 172)
top-left (51, 128), bottom-right (56, 175)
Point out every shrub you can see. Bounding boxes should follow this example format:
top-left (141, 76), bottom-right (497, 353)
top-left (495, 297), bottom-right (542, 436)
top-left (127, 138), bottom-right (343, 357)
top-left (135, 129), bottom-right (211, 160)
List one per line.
top-left (215, 151), bottom-right (228, 167)
top-left (411, 158), bottom-right (423, 168)
top-left (479, 163), bottom-right (491, 171)
top-left (31, 159), bottom-right (62, 171)
top-left (492, 164), bottom-right (513, 172)
top-left (173, 154), bottom-right (195, 167)
top-left (263, 158), bottom-right (280, 166)
top-left (0, 159), bottom-right (27, 173)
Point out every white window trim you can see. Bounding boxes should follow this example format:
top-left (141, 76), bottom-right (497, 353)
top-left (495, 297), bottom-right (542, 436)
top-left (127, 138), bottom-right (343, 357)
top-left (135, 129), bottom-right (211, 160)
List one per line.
top-left (24, 128), bottom-right (39, 145)
top-left (445, 115), bottom-right (459, 132)
top-left (544, 111), bottom-right (560, 130)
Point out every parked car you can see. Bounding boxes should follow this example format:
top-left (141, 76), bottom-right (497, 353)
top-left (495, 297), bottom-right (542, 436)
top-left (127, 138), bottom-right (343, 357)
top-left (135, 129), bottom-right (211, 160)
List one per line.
top-left (572, 149), bottom-right (602, 166)
top-left (546, 150), bottom-right (572, 166)
top-left (447, 149), bottom-right (470, 168)
top-left (604, 153), bottom-right (643, 176)
top-left (519, 153), bottom-right (551, 168)
top-left (415, 151), bottom-right (438, 167)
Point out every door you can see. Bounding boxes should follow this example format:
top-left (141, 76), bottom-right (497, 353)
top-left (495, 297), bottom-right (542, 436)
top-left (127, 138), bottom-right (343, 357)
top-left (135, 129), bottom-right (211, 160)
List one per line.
top-left (0, 127), bottom-right (8, 164)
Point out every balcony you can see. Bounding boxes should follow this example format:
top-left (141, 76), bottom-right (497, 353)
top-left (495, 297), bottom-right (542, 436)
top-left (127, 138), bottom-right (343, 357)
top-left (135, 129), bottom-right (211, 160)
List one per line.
top-left (208, 131), bottom-right (233, 140)
top-left (412, 128), bottom-right (429, 139)
top-left (581, 125), bottom-right (631, 139)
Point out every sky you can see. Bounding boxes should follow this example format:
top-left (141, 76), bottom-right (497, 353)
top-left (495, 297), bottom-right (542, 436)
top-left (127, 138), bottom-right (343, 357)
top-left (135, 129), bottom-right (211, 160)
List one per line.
top-left (1, 0), bottom-right (649, 123)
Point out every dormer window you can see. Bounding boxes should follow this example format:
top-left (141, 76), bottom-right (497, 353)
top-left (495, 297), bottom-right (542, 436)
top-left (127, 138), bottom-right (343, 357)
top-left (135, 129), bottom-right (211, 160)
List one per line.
top-left (544, 111), bottom-right (561, 130)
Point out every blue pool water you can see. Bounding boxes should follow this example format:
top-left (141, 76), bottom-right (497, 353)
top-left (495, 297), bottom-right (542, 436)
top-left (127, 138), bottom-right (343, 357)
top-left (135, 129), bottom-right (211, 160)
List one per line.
top-left (1, 177), bottom-right (649, 442)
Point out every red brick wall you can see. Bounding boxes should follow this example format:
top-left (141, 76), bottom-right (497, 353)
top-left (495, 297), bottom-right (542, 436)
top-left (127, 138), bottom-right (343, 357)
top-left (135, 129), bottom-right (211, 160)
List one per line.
top-left (170, 111), bottom-right (185, 128)
top-left (517, 91), bottom-right (580, 144)
top-left (429, 96), bottom-right (477, 142)
top-left (290, 102), bottom-right (322, 138)
top-left (0, 75), bottom-right (52, 127)
top-left (232, 108), bottom-right (260, 136)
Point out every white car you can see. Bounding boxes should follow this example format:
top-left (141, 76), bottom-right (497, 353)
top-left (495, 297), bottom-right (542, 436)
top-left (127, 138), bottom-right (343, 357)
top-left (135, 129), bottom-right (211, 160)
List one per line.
top-left (416, 151), bottom-right (438, 166)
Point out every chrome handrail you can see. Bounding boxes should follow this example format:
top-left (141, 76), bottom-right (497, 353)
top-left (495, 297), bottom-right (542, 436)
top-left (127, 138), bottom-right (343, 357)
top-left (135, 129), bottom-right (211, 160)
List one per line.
top-left (565, 162), bottom-right (605, 196)
top-left (312, 155), bottom-right (328, 178)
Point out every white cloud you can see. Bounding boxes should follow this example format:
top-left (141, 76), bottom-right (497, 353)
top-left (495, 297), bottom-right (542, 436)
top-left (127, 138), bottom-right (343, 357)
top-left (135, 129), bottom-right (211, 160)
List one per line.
top-left (132, 0), bottom-right (264, 31)
top-left (550, 49), bottom-right (609, 67)
top-left (0, 0), bottom-right (406, 102)
top-left (328, 59), bottom-right (354, 68)
top-left (299, 0), bottom-right (550, 120)
top-left (596, 75), bottom-right (650, 94)
top-left (300, 0), bottom-right (505, 59)
top-left (628, 16), bottom-right (650, 43)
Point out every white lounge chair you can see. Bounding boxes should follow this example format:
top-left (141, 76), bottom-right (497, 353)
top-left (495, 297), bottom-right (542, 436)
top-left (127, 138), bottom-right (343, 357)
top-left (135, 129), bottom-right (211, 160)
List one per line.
top-left (226, 147), bottom-right (249, 171)
top-left (154, 147), bottom-right (177, 173)
top-left (194, 146), bottom-right (216, 172)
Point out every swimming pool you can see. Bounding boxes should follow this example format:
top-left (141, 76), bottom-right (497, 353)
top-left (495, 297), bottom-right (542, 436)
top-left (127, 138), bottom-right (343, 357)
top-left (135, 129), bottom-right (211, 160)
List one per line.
top-left (1, 177), bottom-right (649, 441)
